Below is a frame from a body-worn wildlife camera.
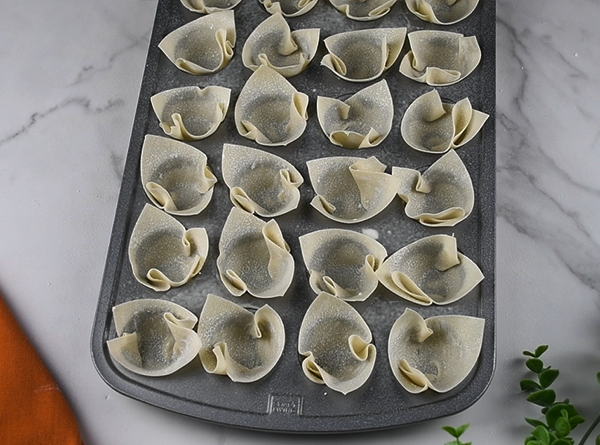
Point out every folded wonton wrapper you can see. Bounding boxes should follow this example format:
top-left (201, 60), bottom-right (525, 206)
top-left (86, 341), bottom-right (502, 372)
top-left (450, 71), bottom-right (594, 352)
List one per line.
top-left (235, 65), bottom-right (309, 146)
top-left (401, 89), bottom-right (488, 153)
top-left (399, 31), bottom-right (481, 86)
top-left (140, 135), bottom-right (217, 216)
top-left (322, 28), bottom-right (407, 82)
top-left (388, 308), bottom-right (485, 393)
top-left (197, 294), bottom-right (285, 382)
top-left (392, 150), bottom-right (474, 227)
top-left (242, 13), bottom-right (320, 78)
top-left (376, 234), bottom-right (483, 305)
top-left (317, 80), bottom-right (394, 149)
top-left (406, 0), bottom-right (479, 25)
top-left (181, 0), bottom-right (242, 14)
top-left (107, 299), bottom-right (202, 377)
top-left (158, 11), bottom-right (235, 75)
top-left (307, 156), bottom-right (401, 223)
top-left (329, 0), bottom-right (397, 21)
top-left (299, 229), bottom-right (387, 301)
top-left (298, 292), bottom-right (376, 395)
top-left (128, 204), bottom-right (209, 291)
top-left (259, 0), bottom-right (318, 17)
top-left (222, 143), bottom-right (303, 217)
top-left (217, 207), bottom-right (294, 298)
top-left (150, 86), bottom-right (231, 141)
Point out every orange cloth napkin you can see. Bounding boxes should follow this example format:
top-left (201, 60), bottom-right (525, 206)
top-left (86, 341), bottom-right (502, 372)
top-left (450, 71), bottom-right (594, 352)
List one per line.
top-left (0, 293), bottom-right (84, 445)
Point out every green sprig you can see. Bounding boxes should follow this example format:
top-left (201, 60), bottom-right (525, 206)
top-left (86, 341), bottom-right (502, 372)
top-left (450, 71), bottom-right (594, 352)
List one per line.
top-left (521, 345), bottom-right (584, 444)
top-left (441, 346), bottom-right (600, 445)
top-left (442, 424), bottom-right (471, 445)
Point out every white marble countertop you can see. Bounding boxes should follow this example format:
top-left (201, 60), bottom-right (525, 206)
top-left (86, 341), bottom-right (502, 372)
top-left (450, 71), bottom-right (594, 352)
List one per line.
top-left (2, 1), bottom-right (600, 443)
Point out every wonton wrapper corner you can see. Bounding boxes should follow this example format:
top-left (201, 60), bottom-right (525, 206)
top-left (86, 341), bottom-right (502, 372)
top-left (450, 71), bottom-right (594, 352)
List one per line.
top-left (222, 143), bottom-right (303, 217)
top-left (141, 135), bottom-right (217, 216)
top-left (392, 150), bottom-right (474, 227)
top-left (401, 89), bottom-right (489, 154)
top-left (406, 0), bottom-right (479, 25)
top-left (158, 11), bottom-right (236, 75)
top-left (321, 28), bottom-right (407, 82)
top-left (299, 228), bottom-right (387, 301)
top-left (317, 80), bottom-right (394, 149)
top-left (235, 65), bottom-right (309, 146)
top-left (376, 234), bottom-right (483, 305)
top-left (399, 30), bottom-right (481, 86)
top-left (150, 86), bottom-right (231, 141)
top-left (307, 156), bottom-right (401, 223)
top-left (217, 207), bottom-right (294, 298)
top-left (298, 292), bottom-right (376, 395)
top-left (388, 308), bottom-right (485, 393)
top-left (128, 204), bottom-right (209, 291)
top-left (107, 299), bottom-right (201, 377)
top-left (242, 13), bottom-right (320, 78)
top-left (197, 294), bottom-right (285, 382)
top-left (181, 0), bottom-right (243, 14)
top-left (329, 0), bottom-right (397, 21)
top-left (259, 0), bottom-right (318, 17)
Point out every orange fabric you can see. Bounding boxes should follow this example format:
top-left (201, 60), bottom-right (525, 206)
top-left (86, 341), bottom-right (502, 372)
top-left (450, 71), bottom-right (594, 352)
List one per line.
top-left (0, 294), bottom-right (84, 445)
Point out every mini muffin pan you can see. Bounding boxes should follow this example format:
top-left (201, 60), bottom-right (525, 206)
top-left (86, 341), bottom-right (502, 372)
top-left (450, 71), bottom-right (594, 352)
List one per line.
top-left (91, 0), bottom-right (495, 433)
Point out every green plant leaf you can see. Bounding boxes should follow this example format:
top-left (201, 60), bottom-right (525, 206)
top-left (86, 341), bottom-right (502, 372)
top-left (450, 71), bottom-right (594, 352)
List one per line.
top-left (524, 350), bottom-right (536, 357)
top-left (539, 369), bottom-right (560, 389)
top-left (527, 358), bottom-right (545, 374)
top-left (532, 425), bottom-right (550, 444)
top-left (569, 415), bottom-right (585, 429)
top-left (522, 379), bottom-right (543, 392)
top-left (595, 433), bottom-right (600, 445)
top-left (442, 426), bottom-right (459, 437)
top-left (455, 424), bottom-right (470, 436)
top-left (528, 389), bottom-right (557, 407)
top-left (526, 418), bottom-right (547, 428)
top-left (535, 345), bottom-right (549, 357)
top-left (596, 372), bottom-right (600, 387)
top-left (554, 417), bottom-right (571, 438)
top-left (545, 403), bottom-right (580, 427)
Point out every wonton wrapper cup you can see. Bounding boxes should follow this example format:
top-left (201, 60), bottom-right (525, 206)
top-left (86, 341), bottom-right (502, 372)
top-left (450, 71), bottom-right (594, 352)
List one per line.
top-left (401, 89), bottom-right (489, 153)
top-left (150, 86), bottom-right (231, 141)
top-left (197, 294), bottom-right (285, 382)
top-left (242, 13), bottom-right (320, 78)
top-left (181, 0), bottom-right (242, 14)
top-left (406, 0), bottom-right (479, 25)
top-left (317, 80), bottom-right (393, 149)
top-left (128, 204), bottom-right (209, 291)
top-left (329, 0), bottom-right (397, 21)
top-left (259, 0), bottom-right (318, 17)
top-left (140, 135), bottom-right (217, 216)
top-left (235, 65), bottom-right (309, 146)
top-left (307, 156), bottom-right (401, 223)
top-left (321, 28), bottom-right (407, 82)
top-left (376, 234), bottom-right (483, 305)
top-left (299, 229), bottom-right (387, 301)
top-left (388, 308), bottom-right (485, 393)
top-left (222, 144), bottom-right (303, 217)
top-left (392, 150), bottom-right (474, 227)
top-left (107, 299), bottom-right (201, 377)
top-left (399, 31), bottom-right (481, 86)
top-left (217, 208), bottom-right (294, 298)
top-left (158, 11), bottom-right (235, 75)
top-left (298, 292), bottom-right (376, 395)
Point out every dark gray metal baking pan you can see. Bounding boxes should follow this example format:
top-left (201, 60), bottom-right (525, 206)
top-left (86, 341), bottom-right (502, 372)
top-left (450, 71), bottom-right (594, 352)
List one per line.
top-left (91, 0), bottom-right (495, 433)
